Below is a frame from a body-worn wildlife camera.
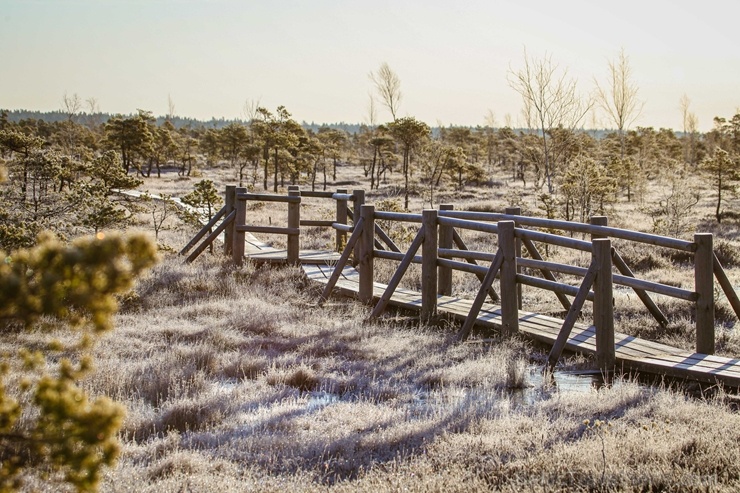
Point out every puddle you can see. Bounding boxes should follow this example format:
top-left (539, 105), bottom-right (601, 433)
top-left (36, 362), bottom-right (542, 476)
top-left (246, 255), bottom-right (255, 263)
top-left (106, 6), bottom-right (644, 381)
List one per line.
top-left (215, 367), bottom-right (634, 420)
top-left (305, 391), bottom-right (340, 411)
top-left (511, 366), bottom-right (628, 407)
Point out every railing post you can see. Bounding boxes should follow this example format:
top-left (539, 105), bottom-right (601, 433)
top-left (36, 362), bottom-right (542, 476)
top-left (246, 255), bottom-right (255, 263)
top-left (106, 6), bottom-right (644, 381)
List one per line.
top-left (695, 233), bottom-right (715, 354)
top-left (359, 204), bottom-right (375, 304)
top-left (287, 187), bottom-right (300, 264)
top-left (232, 187), bottom-right (247, 266)
top-left (590, 216), bottom-right (608, 337)
top-left (335, 188), bottom-right (348, 252)
top-left (421, 209), bottom-right (438, 323)
top-left (589, 215), bottom-right (608, 236)
top-left (352, 189), bottom-right (365, 263)
top-left (593, 238), bottom-right (615, 371)
top-left (498, 220), bottom-right (519, 336)
top-left (223, 185), bottom-right (236, 255)
top-left (506, 206), bottom-right (523, 310)
top-left (438, 204), bottom-right (454, 296)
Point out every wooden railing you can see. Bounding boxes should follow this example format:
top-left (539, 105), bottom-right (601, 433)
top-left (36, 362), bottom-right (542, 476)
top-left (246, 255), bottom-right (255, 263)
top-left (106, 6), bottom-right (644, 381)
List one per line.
top-left (320, 204), bottom-right (740, 371)
top-left (181, 185), bottom-right (366, 264)
top-left (182, 189), bottom-right (740, 373)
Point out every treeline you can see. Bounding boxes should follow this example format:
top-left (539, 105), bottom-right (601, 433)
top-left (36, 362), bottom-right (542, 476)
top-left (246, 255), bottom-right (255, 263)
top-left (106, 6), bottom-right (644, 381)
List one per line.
top-left (1, 105), bottom-right (740, 251)
top-left (3, 109), bottom-right (364, 134)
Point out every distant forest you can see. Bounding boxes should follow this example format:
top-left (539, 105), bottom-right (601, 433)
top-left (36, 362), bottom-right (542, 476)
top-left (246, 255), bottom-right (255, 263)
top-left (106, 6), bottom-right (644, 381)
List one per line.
top-left (2, 109), bottom-right (371, 135)
top-left (2, 108), bottom-right (621, 139)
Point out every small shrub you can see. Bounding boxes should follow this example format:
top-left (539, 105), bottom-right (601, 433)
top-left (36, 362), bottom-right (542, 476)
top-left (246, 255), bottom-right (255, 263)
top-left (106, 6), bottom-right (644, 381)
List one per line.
top-left (467, 202), bottom-right (497, 213)
top-left (284, 366), bottom-right (320, 392)
top-left (157, 398), bottom-right (222, 433)
top-left (616, 244), bottom-right (669, 272)
top-left (220, 357), bottom-right (267, 380)
top-left (714, 240), bottom-right (740, 268)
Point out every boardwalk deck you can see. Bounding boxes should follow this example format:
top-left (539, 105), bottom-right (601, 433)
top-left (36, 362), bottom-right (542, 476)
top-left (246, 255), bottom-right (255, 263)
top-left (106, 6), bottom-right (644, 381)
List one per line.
top-left (303, 263), bottom-right (740, 388)
top-left (244, 233), bottom-right (341, 264)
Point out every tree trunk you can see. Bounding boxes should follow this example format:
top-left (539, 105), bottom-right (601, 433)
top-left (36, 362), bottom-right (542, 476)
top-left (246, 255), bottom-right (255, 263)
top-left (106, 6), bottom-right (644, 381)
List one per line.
top-left (403, 150), bottom-right (410, 210)
top-left (717, 172), bottom-right (723, 223)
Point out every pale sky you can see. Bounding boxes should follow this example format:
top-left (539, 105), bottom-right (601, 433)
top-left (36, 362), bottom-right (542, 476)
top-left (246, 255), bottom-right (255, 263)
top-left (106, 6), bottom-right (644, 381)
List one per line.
top-left (1, 0), bottom-right (738, 131)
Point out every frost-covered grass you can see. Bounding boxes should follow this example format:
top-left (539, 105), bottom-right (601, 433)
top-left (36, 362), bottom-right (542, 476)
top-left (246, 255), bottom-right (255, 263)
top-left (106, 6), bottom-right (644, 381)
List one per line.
top-left (26, 255), bottom-right (732, 491)
top-left (12, 161), bottom-right (737, 491)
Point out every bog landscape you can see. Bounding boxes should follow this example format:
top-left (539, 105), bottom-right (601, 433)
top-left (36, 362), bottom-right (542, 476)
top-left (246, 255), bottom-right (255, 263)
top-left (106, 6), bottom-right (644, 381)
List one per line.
top-left (3, 59), bottom-right (740, 492)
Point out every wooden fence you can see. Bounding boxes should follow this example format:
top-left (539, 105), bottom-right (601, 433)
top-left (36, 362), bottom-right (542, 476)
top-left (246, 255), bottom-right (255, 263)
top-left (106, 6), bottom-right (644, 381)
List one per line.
top-left (182, 188), bottom-right (740, 374)
top-left (181, 185), bottom-right (366, 264)
top-left (319, 204), bottom-right (740, 371)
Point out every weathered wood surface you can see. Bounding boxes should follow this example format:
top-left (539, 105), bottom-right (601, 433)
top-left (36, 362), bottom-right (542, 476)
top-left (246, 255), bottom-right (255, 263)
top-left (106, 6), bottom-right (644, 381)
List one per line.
top-left (243, 233), bottom-right (341, 264)
top-left (303, 263), bottom-right (740, 387)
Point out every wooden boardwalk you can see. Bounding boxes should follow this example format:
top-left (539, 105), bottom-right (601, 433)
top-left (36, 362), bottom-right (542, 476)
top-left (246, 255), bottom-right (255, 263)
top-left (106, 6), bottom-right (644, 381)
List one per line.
top-left (303, 263), bottom-right (740, 388)
top-left (182, 187), bottom-right (740, 389)
top-left (244, 233), bottom-right (341, 264)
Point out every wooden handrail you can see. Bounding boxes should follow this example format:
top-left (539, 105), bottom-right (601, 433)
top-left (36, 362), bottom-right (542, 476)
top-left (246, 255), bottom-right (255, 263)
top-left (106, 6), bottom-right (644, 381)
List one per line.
top-left (237, 192), bottom-right (301, 203)
top-left (374, 211), bottom-right (423, 223)
top-left (439, 210), bottom-right (696, 252)
top-left (516, 228), bottom-right (593, 252)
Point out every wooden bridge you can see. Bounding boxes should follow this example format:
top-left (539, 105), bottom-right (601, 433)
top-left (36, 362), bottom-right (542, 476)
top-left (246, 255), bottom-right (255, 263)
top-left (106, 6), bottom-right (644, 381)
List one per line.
top-left (181, 186), bottom-right (740, 388)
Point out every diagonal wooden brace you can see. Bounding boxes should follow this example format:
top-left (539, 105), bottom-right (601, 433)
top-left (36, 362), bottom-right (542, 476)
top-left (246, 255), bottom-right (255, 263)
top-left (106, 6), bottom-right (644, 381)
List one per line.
top-left (456, 249), bottom-right (504, 341)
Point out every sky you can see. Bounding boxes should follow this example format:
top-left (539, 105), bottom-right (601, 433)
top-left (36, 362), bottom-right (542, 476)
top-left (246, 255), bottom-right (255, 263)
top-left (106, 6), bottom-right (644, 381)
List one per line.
top-left (1, 0), bottom-right (738, 131)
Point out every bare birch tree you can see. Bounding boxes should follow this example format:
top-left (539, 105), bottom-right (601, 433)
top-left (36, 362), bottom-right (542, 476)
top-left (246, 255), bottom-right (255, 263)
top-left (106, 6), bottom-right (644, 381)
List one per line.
top-left (595, 48), bottom-right (643, 159)
top-left (370, 62), bottom-right (402, 121)
top-left (167, 94), bottom-right (176, 120)
top-left (366, 93), bottom-right (378, 127)
top-left (680, 94), bottom-right (700, 165)
top-left (508, 49), bottom-right (591, 193)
